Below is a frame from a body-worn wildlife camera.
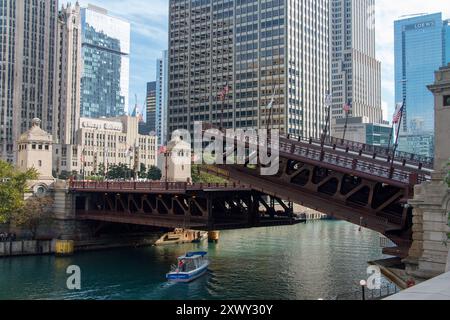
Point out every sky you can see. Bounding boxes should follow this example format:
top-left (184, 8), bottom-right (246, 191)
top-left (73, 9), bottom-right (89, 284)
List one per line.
top-left (62, 0), bottom-right (450, 119)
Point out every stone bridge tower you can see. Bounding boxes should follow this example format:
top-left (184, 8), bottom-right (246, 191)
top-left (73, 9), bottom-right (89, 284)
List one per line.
top-left (405, 64), bottom-right (450, 278)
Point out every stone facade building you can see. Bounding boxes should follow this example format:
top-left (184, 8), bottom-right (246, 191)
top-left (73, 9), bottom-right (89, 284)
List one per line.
top-left (74, 116), bottom-right (158, 177)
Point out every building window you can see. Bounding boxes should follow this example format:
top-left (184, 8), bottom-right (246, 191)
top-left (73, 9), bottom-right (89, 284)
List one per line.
top-left (38, 160), bottom-right (42, 167)
top-left (444, 95), bottom-right (450, 107)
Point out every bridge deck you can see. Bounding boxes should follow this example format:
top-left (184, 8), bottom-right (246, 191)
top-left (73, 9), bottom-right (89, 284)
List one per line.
top-left (70, 181), bottom-right (252, 194)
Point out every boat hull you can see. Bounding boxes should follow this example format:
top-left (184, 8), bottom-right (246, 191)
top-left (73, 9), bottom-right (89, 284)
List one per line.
top-left (166, 263), bottom-right (209, 283)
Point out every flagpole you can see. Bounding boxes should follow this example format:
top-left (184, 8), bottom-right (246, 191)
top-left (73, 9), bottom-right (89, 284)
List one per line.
top-left (321, 94), bottom-right (332, 148)
top-left (267, 87), bottom-right (275, 131)
top-left (387, 123), bottom-right (395, 154)
top-left (390, 101), bottom-right (405, 173)
top-left (342, 107), bottom-right (350, 142)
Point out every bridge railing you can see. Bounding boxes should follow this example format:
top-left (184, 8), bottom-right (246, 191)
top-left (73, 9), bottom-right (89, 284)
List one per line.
top-left (278, 140), bottom-right (427, 185)
top-left (69, 180), bottom-right (249, 192)
top-left (285, 134), bottom-right (434, 170)
top-left (203, 125), bottom-right (433, 173)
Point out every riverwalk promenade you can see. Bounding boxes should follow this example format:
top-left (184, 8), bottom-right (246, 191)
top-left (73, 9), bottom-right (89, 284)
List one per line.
top-left (385, 271), bottom-right (450, 300)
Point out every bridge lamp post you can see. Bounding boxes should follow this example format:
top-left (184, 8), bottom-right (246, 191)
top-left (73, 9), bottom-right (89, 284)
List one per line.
top-left (359, 280), bottom-right (367, 301)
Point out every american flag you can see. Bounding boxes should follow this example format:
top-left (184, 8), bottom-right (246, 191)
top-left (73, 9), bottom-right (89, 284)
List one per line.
top-left (343, 100), bottom-right (352, 113)
top-left (393, 102), bottom-right (404, 124)
top-left (267, 93), bottom-right (275, 110)
top-left (218, 83), bottom-right (230, 101)
top-left (80, 149), bottom-right (86, 164)
top-left (159, 146), bottom-right (168, 154)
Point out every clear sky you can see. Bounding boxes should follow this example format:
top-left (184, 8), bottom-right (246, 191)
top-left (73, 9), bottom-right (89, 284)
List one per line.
top-left (62, 0), bottom-right (450, 119)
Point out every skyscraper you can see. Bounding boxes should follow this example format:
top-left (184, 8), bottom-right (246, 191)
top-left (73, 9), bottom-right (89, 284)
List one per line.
top-left (54, 2), bottom-right (83, 175)
top-left (0, 0), bottom-right (59, 163)
top-left (156, 51), bottom-right (169, 146)
top-left (394, 13), bottom-right (450, 157)
top-left (56, 2), bottom-right (82, 146)
top-left (146, 82), bottom-right (157, 135)
top-left (330, 0), bottom-right (382, 124)
top-left (444, 19), bottom-right (450, 64)
top-left (168, 0), bottom-right (330, 138)
top-left (80, 5), bottom-right (130, 119)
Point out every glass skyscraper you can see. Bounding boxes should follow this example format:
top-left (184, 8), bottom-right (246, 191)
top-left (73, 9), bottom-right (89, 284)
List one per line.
top-left (80, 5), bottom-right (130, 119)
top-left (394, 13), bottom-right (450, 157)
top-left (445, 19), bottom-right (450, 64)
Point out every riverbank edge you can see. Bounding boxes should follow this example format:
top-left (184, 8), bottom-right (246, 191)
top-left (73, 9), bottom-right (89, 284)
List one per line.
top-left (0, 233), bottom-right (164, 259)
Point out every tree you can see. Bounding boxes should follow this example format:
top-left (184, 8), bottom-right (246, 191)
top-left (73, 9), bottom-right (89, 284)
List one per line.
top-left (147, 166), bottom-right (162, 181)
top-left (107, 163), bottom-right (132, 180)
top-left (0, 161), bottom-right (38, 223)
top-left (191, 165), bottom-right (228, 184)
top-left (11, 196), bottom-right (54, 239)
top-left (97, 163), bottom-right (106, 177)
top-left (58, 170), bottom-right (72, 180)
top-left (138, 163), bottom-right (147, 179)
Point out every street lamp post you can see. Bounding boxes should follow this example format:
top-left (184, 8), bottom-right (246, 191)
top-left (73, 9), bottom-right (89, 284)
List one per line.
top-left (342, 100), bottom-right (351, 142)
top-left (360, 280), bottom-right (367, 301)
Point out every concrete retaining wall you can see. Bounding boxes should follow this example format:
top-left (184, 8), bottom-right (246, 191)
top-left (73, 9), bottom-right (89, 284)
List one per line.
top-left (0, 240), bottom-right (55, 257)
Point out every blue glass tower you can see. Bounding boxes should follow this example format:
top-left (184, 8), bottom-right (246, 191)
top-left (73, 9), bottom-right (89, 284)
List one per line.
top-left (444, 19), bottom-right (450, 64)
top-left (394, 13), bottom-right (450, 157)
top-left (80, 5), bottom-right (130, 119)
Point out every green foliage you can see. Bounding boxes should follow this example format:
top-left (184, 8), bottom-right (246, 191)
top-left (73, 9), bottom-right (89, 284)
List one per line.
top-left (97, 163), bottom-right (106, 177)
top-left (191, 165), bottom-right (228, 184)
top-left (147, 166), bottom-right (162, 181)
top-left (86, 175), bottom-right (104, 182)
top-left (106, 163), bottom-right (134, 180)
top-left (11, 196), bottom-right (53, 239)
top-left (58, 170), bottom-right (74, 180)
top-left (138, 163), bottom-right (148, 179)
top-left (0, 161), bottom-right (38, 223)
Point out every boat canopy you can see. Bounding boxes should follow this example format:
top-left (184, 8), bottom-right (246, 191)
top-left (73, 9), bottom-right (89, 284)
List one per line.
top-left (181, 251), bottom-right (208, 259)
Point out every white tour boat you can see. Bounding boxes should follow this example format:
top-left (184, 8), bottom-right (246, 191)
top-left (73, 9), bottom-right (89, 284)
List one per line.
top-left (166, 251), bottom-right (210, 283)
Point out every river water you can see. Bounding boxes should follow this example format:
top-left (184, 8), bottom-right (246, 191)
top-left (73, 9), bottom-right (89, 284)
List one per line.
top-left (0, 220), bottom-right (389, 300)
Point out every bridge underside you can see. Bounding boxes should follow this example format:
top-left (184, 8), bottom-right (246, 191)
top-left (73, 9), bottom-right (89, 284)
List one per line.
top-left (74, 189), bottom-right (298, 231)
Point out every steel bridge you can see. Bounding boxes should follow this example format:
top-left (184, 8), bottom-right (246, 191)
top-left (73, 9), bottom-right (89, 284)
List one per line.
top-left (69, 126), bottom-right (433, 258)
top-left (70, 181), bottom-right (298, 231)
top-left (199, 126), bottom-right (432, 258)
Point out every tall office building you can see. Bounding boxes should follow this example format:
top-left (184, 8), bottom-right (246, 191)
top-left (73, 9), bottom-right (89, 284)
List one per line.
top-left (444, 19), bottom-right (450, 69)
top-left (168, 0), bottom-right (330, 138)
top-left (80, 5), bottom-right (130, 119)
top-left (156, 51), bottom-right (169, 146)
top-left (0, 0), bottom-right (59, 163)
top-left (394, 13), bottom-right (450, 157)
top-left (145, 82), bottom-right (157, 135)
top-left (54, 2), bottom-right (83, 174)
top-left (330, 0), bottom-right (383, 124)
